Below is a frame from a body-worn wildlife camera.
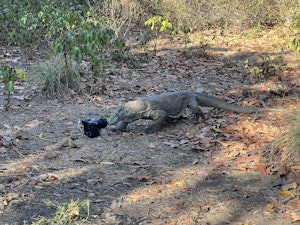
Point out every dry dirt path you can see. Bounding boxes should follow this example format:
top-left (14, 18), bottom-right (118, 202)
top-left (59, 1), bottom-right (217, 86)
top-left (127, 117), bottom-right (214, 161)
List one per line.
top-left (0, 28), bottom-right (299, 224)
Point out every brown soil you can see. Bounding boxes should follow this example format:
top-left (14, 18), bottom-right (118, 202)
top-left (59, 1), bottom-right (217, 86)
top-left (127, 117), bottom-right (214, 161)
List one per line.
top-left (0, 27), bottom-right (299, 225)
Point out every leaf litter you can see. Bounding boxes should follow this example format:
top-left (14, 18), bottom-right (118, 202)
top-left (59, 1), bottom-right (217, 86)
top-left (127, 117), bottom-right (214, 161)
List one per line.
top-left (0, 27), bottom-right (299, 224)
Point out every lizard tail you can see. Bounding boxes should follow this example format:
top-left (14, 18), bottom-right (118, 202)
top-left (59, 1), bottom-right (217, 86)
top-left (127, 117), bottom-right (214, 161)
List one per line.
top-left (195, 92), bottom-right (260, 113)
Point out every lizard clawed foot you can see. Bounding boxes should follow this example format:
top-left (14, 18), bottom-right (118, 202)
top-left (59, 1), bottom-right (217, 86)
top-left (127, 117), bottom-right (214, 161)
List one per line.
top-left (111, 125), bottom-right (127, 133)
top-left (188, 119), bottom-right (200, 125)
top-left (111, 127), bottom-right (123, 133)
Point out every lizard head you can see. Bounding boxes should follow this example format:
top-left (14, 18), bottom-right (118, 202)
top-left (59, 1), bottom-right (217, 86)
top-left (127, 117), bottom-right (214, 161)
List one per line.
top-left (108, 104), bottom-right (126, 125)
top-left (108, 100), bottom-right (147, 125)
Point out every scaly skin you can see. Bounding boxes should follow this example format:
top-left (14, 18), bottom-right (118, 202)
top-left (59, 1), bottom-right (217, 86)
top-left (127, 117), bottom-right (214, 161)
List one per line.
top-left (109, 91), bottom-right (261, 131)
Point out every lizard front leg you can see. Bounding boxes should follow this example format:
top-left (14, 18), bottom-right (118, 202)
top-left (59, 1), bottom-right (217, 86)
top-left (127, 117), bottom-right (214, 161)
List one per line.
top-left (146, 109), bottom-right (167, 132)
top-left (117, 121), bottom-right (129, 131)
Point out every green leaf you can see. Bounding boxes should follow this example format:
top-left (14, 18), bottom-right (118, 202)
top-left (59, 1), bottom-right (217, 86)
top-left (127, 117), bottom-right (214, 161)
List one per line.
top-left (160, 20), bottom-right (172, 32)
top-left (38, 11), bottom-right (44, 19)
top-left (3, 66), bottom-right (10, 72)
top-left (72, 46), bottom-right (82, 61)
top-left (16, 69), bottom-right (26, 80)
top-left (88, 41), bottom-right (96, 51)
top-left (54, 42), bottom-right (64, 53)
top-left (114, 39), bottom-right (124, 50)
top-left (20, 16), bottom-right (27, 25)
top-left (5, 80), bottom-right (14, 92)
top-left (180, 25), bottom-right (190, 34)
top-left (145, 18), bottom-right (152, 26)
top-left (106, 29), bottom-right (115, 37)
top-left (145, 16), bottom-right (162, 31)
top-left (65, 21), bottom-right (71, 30)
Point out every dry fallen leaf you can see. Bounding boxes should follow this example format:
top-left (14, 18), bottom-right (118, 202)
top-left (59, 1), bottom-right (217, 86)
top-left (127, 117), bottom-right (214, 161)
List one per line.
top-left (25, 119), bottom-right (43, 128)
top-left (290, 199), bottom-right (300, 209)
top-left (256, 161), bottom-right (267, 174)
top-left (264, 204), bottom-right (275, 213)
top-left (162, 141), bottom-right (179, 148)
top-left (278, 190), bottom-right (295, 198)
top-left (276, 166), bottom-right (288, 176)
top-left (16, 162), bottom-right (33, 171)
top-left (290, 212), bottom-right (300, 222)
top-left (163, 206), bottom-right (175, 214)
top-left (99, 161), bottom-right (115, 166)
top-left (179, 139), bottom-right (188, 145)
top-left (176, 202), bottom-right (187, 209)
top-left (282, 182), bottom-right (298, 191)
top-left (0, 147), bottom-right (7, 154)
top-left (6, 192), bottom-right (18, 201)
top-left (138, 176), bottom-right (151, 182)
top-left (170, 179), bottom-right (186, 186)
top-left (148, 142), bottom-right (156, 148)
top-left (69, 155), bottom-right (90, 163)
top-left (152, 189), bottom-right (161, 194)
top-left (235, 165), bottom-right (247, 171)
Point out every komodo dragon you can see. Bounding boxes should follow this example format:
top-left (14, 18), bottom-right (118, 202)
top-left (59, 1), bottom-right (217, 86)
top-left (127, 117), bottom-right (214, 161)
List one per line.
top-left (109, 91), bottom-right (262, 131)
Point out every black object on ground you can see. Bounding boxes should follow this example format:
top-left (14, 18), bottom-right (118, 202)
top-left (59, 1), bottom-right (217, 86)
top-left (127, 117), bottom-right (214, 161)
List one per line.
top-left (82, 118), bottom-right (107, 138)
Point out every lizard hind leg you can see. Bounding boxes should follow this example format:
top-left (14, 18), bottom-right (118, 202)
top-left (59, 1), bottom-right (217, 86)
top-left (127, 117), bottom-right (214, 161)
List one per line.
top-left (188, 98), bottom-right (205, 124)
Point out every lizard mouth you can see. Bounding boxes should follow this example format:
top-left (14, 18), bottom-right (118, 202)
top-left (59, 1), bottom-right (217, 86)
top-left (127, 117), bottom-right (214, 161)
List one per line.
top-left (108, 117), bottom-right (118, 125)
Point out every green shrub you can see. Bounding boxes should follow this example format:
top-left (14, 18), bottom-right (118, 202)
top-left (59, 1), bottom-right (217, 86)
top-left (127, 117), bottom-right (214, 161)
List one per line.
top-left (145, 15), bottom-right (173, 54)
top-left (0, 0), bottom-right (84, 44)
top-left (1, 0), bottom-right (299, 49)
top-left (53, 27), bottom-right (116, 75)
top-left (0, 66), bottom-right (26, 110)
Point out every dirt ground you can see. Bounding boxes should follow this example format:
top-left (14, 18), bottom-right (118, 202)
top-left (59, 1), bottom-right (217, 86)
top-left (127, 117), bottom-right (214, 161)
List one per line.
top-left (0, 28), bottom-right (300, 225)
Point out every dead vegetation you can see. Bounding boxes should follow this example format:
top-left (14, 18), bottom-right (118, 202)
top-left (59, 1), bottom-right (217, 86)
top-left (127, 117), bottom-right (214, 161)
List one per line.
top-left (270, 110), bottom-right (300, 163)
top-left (0, 0), bottom-right (300, 224)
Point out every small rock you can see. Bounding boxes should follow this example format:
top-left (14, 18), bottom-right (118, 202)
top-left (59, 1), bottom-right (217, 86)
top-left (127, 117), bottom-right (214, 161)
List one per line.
top-left (99, 128), bottom-right (108, 136)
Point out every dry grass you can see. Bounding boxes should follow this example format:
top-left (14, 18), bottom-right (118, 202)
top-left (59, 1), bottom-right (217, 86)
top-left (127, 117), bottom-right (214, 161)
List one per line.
top-left (91, 0), bottom-right (299, 32)
top-left (87, 0), bottom-right (145, 37)
top-left (271, 110), bottom-right (300, 163)
top-left (31, 54), bottom-right (82, 97)
top-left (153, 0), bottom-right (299, 30)
top-left (27, 199), bottom-right (90, 225)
